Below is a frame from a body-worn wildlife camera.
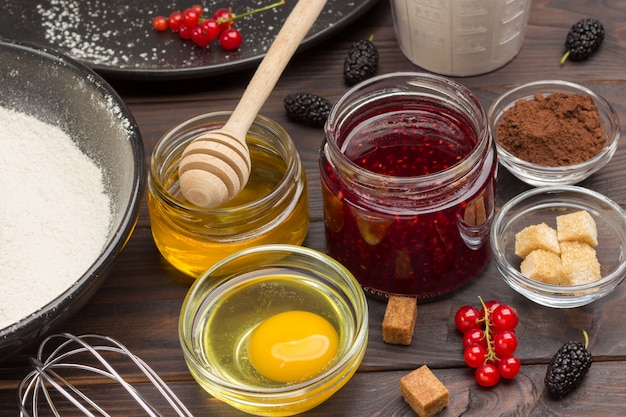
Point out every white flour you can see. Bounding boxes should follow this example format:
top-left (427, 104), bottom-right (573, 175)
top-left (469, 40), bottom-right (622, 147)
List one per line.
top-left (0, 107), bottom-right (111, 330)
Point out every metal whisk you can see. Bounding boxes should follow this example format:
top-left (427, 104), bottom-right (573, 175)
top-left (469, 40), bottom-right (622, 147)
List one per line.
top-left (18, 333), bottom-right (194, 417)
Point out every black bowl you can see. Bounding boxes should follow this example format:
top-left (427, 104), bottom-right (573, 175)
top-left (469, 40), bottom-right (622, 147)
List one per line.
top-left (0, 40), bottom-right (145, 361)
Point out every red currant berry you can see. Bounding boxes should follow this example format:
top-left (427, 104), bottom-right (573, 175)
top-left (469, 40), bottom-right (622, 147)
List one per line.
top-left (464, 345), bottom-right (487, 369)
top-left (492, 304), bottom-right (519, 331)
top-left (493, 330), bottom-right (518, 357)
top-left (214, 7), bottom-right (234, 31)
top-left (462, 328), bottom-right (487, 349)
top-left (200, 19), bottom-right (221, 41)
top-left (497, 355), bottom-right (521, 379)
top-left (455, 305), bottom-right (481, 333)
top-left (480, 300), bottom-right (502, 320)
top-left (219, 28), bottom-right (243, 51)
top-left (168, 11), bottom-right (184, 32)
top-left (183, 8), bottom-right (201, 27)
top-left (191, 25), bottom-right (212, 47)
top-left (151, 16), bottom-right (169, 32)
top-left (191, 4), bottom-right (204, 16)
top-left (475, 362), bottom-right (500, 387)
top-left (168, 12), bottom-right (183, 32)
top-left (178, 24), bottom-right (194, 40)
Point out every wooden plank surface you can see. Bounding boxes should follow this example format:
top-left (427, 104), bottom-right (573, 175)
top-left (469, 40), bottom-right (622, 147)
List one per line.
top-left (2, 0), bottom-right (626, 415)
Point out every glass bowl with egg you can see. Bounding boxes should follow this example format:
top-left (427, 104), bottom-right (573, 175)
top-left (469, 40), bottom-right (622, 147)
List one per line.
top-left (179, 244), bottom-right (368, 416)
top-left (488, 80), bottom-right (620, 187)
top-left (490, 185), bottom-right (626, 308)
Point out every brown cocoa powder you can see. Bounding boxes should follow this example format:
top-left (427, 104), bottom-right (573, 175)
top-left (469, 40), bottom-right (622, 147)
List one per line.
top-left (496, 92), bottom-right (605, 166)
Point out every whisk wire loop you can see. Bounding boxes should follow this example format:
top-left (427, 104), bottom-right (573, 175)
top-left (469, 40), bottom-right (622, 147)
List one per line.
top-left (18, 333), bottom-right (194, 417)
top-left (29, 360), bottom-right (109, 417)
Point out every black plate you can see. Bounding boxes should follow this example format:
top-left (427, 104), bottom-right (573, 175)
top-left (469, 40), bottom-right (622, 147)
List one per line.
top-left (2, 0), bottom-right (379, 80)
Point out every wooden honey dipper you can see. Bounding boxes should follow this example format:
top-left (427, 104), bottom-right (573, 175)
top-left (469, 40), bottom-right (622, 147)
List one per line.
top-left (178, 0), bottom-right (328, 208)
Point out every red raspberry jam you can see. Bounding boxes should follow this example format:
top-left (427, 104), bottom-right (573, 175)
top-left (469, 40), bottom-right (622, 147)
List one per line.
top-left (320, 73), bottom-right (496, 299)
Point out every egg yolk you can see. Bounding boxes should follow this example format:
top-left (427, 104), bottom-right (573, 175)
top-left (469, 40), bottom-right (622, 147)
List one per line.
top-left (248, 310), bottom-right (339, 383)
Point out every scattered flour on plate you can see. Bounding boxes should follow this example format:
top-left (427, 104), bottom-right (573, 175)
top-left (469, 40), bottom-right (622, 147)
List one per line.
top-left (0, 106), bottom-right (111, 330)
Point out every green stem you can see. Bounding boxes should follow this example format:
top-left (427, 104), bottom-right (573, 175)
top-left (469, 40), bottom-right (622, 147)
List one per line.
top-left (221, 0), bottom-right (285, 24)
top-left (560, 50), bottom-right (571, 65)
top-left (477, 296), bottom-right (499, 363)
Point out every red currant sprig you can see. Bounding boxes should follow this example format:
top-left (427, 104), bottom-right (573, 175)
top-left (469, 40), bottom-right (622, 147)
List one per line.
top-left (151, 1), bottom-right (285, 50)
top-left (455, 296), bottom-right (520, 387)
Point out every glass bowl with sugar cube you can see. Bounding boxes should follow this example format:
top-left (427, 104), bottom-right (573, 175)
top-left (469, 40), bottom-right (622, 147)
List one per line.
top-left (490, 186), bottom-right (626, 308)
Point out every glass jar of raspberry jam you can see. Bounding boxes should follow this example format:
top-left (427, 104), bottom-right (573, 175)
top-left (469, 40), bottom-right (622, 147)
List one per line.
top-left (320, 72), bottom-right (496, 299)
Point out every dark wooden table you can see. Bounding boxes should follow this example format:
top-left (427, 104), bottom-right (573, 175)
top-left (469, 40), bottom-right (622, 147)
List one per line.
top-left (2, 0), bottom-right (626, 415)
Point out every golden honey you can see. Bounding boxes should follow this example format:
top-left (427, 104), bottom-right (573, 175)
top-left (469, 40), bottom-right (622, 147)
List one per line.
top-left (148, 112), bottom-right (309, 278)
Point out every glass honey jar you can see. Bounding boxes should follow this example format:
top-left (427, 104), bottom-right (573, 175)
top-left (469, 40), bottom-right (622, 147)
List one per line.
top-left (148, 112), bottom-right (309, 279)
top-left (320, 72), bottom-right (497, 299)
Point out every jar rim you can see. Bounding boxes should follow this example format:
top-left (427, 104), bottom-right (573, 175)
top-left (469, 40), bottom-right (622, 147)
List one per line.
top-left (151, 111), bottom-right (301, 214)
top-left (324, 72), bottom-right (491, 190)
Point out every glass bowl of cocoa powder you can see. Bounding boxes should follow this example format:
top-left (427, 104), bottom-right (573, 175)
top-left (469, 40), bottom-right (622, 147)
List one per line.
top-left (488, 80), bottom-right (620, 187)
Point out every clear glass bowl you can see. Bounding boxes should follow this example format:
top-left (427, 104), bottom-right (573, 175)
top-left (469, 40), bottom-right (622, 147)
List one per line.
top-left (490, 186), bottom-right (626, 308)
top-left (488, 80), bottom-right (620, 186)
top-left (179, 244), bottom-right (368, 416)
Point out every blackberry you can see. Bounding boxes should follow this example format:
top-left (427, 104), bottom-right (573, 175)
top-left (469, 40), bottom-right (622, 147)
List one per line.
top-left (560, 18), bottom-right (605, 64)
top-left (544, 336), bottom-right (592, 399)
top-left (343, 38), bottom-right (379, 85)
top-left (283, 93), bottom-right (331, 127)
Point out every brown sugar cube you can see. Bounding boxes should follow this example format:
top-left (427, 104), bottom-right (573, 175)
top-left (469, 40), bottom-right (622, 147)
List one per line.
top-left (520, 249), bottom-right (564, 285)
top-left (515, 223), bottom-right (560, 258)
top-left (556, 210), bottom-right (598, 246)
top-left (382, 296), bottom-right (417, 345)
top-left (400, 365), bottom-right (449, 417)
top-left (560, 241), bottom-right (602, 285)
